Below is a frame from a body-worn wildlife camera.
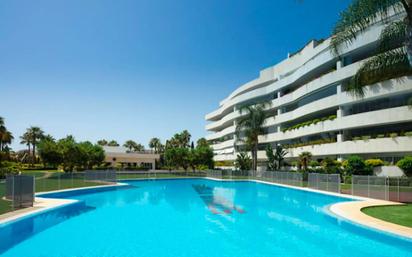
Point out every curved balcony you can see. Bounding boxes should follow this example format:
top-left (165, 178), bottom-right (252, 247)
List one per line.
top-left (206, 24), bottom-right (384, 121)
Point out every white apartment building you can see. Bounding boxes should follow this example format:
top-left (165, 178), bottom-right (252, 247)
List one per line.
top-left (205, 12), bottom-right (412, 169)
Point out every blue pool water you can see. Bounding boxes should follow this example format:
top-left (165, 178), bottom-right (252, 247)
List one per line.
top-left (0, 179), bottom-right (411, 257)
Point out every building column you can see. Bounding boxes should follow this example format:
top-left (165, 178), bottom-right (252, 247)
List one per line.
top-left (337, 133), bottom-right (343, 143)
top-left (336, 60), bottom-right (343, 70)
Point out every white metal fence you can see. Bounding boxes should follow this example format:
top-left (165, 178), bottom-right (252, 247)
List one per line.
top-left (308, 173), bottom-right (341, 193)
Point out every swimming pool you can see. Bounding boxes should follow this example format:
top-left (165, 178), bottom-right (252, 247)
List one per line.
top-left (0, 178), bottom-right (411, 257)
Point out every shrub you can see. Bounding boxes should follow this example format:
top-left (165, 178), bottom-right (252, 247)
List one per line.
top-left (397, 156), bottom-right (412, 176)
top-left (405, 131), bottom-right (412, 137)
top-left (321, 157), bottom-right (341, 174)
top-left (345, 155), bottom-right (371, 175)
top-left (313, 119), bottom-right (321, 124)
top-left (321, 117), bottom-right (328, 122)
top-left (376, 134), bottom-right (385, 138)
top-left (344, 175), bottom-right (352, 184)
top-left (353, 137), bottom-right (361, 141)
top-left (365, 159), bottom-right (384, 167)
top-left (309, 160), bottom-right (320, 168)
top-left (361, 135), bottom-right (371, 141)
top-left (390, 133), bottom-right (398, 138)
top-left (328, 115), bottom-right (337, 120)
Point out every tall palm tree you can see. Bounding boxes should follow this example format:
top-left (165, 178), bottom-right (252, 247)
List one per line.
top-left (97, 139), bottom-right (108, 146)
top-left (123, 140), bottom-right (138, 152)
top-left (235, 103), bottom-right (269, 171)
top-left (108, 140), bottom-right (119, 147)
top-left (331, 0), bottom-right (412, 97)
top-left (0, 130), bottom-right (14, 151)
top-left (274, 145), bottom-right (288, 170)
top-left (299, 151), bottom-right (313, 171)
top-left (21, 126), bottom-right (44, 165)
top-left (20, 132), bottom-right (31, 160)
top-left (149, 137), bottom-right (161, 153)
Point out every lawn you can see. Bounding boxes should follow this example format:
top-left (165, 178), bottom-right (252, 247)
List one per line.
top-left (362, 204), bottom-right (412, 228)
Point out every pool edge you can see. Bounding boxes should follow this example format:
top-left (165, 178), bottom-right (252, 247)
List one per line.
top-left (0, 183), bottom-right (128, 225)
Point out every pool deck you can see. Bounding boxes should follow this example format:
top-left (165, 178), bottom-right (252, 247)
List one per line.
top-left (1, 177), bottom-right (411, 239)
top-left (329, 200), bottom-right (412, 239)
top-left (0, 183), bottom-right (127, 225)
top-left (0, 197), bottom-right (78, 225)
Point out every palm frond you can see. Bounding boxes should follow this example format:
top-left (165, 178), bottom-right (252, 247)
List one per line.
top-left (379, 20), bottom-right (407, 52)
top-left (331, 0), bottom-right (404, 56)
top-left (347, 48), bottom-right (412, 97)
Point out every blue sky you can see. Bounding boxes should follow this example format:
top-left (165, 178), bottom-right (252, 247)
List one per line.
top-left (0, 0), bottom-right (351, 150)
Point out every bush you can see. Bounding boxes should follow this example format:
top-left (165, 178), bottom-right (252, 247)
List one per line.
top-left (0, 162), bottom-right (21, 179)
top-left (328, 115), bottom-right (337, 120)
top-left (321, 157), bottom-right (341, 174)
top-left (345, 155), bottom-right (371, 175)
top-left (405, 131), bottom-right (412, 137)
top-left (309, 160), bottom-right (320, 168)
top-left (390, 133), bottom-right (398, 138)
top-left (361, 135), bottom-right (371, 140)
top-left (397, 156), bottom-right (412, 176)
top-left (365, 159), bottom-right (384, 167)
top-left (344, 175), bottom-right (352, 184)
top-left (376, 134), bottom-right (385, 138)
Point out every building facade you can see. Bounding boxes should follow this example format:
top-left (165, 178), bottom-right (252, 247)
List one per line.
top-left (205, 12), bottom-right (412, 169)
top-left (103, 146), bottom-right (160, 170)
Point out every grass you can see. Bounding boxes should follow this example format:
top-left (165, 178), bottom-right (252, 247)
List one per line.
top-left (362, 204), bottom-right (412, 228)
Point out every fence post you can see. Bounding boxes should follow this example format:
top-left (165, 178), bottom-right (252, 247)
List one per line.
top-left (338, 174), bottom-right (341, 194)
top-left (351, 176), bottom-right (354, 196)
top-left (326, 174), bottom-right (329, 192)
top-left (11, 176), bottom-right (15, 211)
top-left (367, 176), bottom-right (370, 198)
top-left (385, 177), bottom-right (388, 201)
top-left (33, 176), bottom-right (36, 200)
top-left (398, 177), bottom-right (400, 202)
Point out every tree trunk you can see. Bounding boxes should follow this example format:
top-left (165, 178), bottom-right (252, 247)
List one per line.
top-left (253, 143), bottom-right (258, 171)
top-left (32, 143), bottom-right (36, 167)
top-left (27, 144), bottom-right (31, 163)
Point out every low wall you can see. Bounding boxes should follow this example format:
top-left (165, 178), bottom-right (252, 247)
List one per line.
top-left (373, 166), bottom-right (405, 177)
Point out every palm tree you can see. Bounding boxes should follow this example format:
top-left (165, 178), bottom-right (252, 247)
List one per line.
top-left (21, 126), bottom-right (44, 165)
top-left (331, 0), bottom-right (412, 97)
top-left (20, 132), bottom-right (31, 161)
top-left (149, 137), bottom-right (161, 153)
top-left (274, 145), bottom-right (288, 170)
top-left (134, 143), bottom-right (145, 152)
top-left (0, 130), bottom-right (14, 151)
top-left (123, 140), bottom-right (138, 152)
top-left (97, 139), bottom-right (108, 146)
top-left (299, 151), bottom-right (313, 171)
top-left (108, 140), bottom-right (119, 147)
top-left (235, 103), bottom-right (269, 171)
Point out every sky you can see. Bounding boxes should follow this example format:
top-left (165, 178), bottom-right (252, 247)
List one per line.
top-left (0, 0), bottom-right (352, 150)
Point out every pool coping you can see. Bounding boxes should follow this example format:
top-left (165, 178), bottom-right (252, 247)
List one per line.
top-left (1, 177), bottom-right (411, 239)
top-left (0, 183), bottom-right (128, 225)
top-left (206, 177), bottom-right (412, 239)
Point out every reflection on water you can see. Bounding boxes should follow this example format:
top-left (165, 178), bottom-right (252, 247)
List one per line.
top-left (0, 202), bottom-right (94, 254)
